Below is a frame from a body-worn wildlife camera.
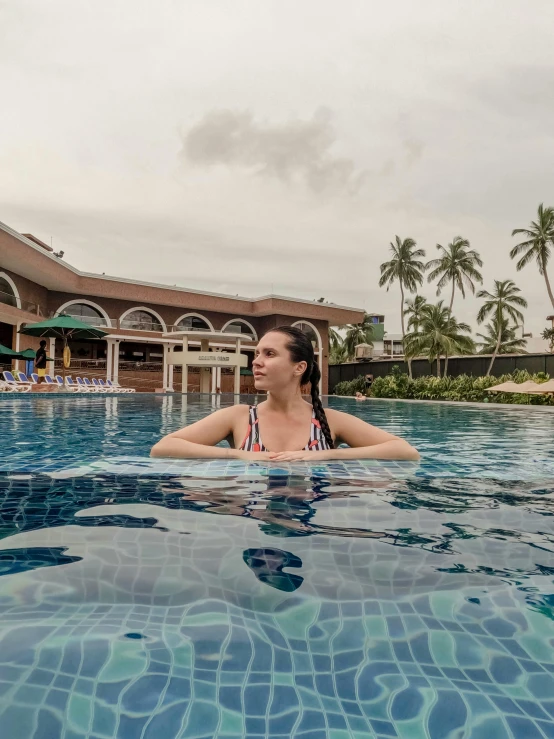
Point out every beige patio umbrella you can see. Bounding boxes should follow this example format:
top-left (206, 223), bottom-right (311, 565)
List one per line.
top-left (487, 381), bottom-right (524, 392)
top-left (527, 379), bottom-right (554, 394)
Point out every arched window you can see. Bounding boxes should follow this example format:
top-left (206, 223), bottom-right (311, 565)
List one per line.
top-left (222, 319), bottom-right (257, 340)
top-left (121, 310), bottom-right (163, 332)
top-left (293, 321), bottom-right (320, 351)
top-left (62, 302), bottom-right (107, 327)
top-left (176, 315), bottom-right (211, 331)
top-left (0, 275), bottom-right (19, 308)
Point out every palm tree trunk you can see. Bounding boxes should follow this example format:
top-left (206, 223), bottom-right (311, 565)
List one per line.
top-left (436, 357), bottom-right (441, 378)
top-left (543, 259), bottom-right (554, 311)
top-left (449, 280), bottom-right (455, 314)
top-left (400, 282), bottom-right (412, 379)
top-left (486, 323), bottom-right (502, 377)
top-left (444, 354), bottom-right (449, 377)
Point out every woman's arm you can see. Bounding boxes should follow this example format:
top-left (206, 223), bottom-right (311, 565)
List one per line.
top-left (269, 410), bottom-right (419, 462)
top-left (150, 406), bottom-right (273, 460)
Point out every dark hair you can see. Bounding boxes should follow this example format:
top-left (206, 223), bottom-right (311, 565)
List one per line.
top-left (39, 340), bottom-right (47, 347)
top-left (265, 325), bottom-right (334, 449)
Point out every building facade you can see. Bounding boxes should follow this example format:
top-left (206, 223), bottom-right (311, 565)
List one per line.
top-left (0, 221), bottom-right (364, 392)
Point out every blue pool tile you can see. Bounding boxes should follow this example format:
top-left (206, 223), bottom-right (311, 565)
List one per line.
top-left (428, 690), bottom-right (467, 739)
top-left (391, 687), bottom-right (425, 721)
top-left (369, 718), bottom-right (398, 736)
top-left (505, 716), bottom-right (544, 739)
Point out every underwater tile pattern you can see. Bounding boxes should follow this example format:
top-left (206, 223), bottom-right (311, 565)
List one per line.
top-left (0, 395), bottom-right (553, 738)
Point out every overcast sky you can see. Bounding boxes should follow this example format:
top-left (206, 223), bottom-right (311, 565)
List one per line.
top-left (1, 0), bottom-right (554, 335)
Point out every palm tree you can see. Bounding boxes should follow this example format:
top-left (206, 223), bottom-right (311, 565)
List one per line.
top-left (477, 279), bottom-right (528, 376)
top-left (511, 204), bottom-right (554, 311)
top-left (329, 327), bottom-right (343, 352)
top-left (477, 315), bottom-right (527, 355)
top-left (425, 236), bottom-right (483, 314)
top-left (403, 295), bottom-right (428, 333)
top-left (344, 313), bottom-right (374, 359)
top-left (404, 302), bottom-right (474, 377)
top-left (379, 236), bottom-right (426, 377)
top-left (329, 342), bottom-right (349, 365)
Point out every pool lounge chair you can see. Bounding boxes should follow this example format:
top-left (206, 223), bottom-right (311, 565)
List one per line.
top-left (44, 375), bottom-right (57, 386)
top-left (75, 377), bottom-right (95, 392)
top-left (17, 371), bottom-right (37, 387)
top-left (2, 371), bottom-right (32, 392)
top-left (0, 378), bottom-right (19, 392)
top-left (61, 376), bottom-right (83, 393)
top-left (106, 379), bottom-right (135, 393)
top-left (91, 378), bottom-right (108, 392)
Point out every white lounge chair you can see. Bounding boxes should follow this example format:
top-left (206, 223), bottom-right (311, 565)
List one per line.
top-left (75, 377), bottom-right (94, 392)
top-left (91, 378), bottom-right (108, 392)
top-left (44, 375), bottom-right (58, 386)
top-left (17, 371), bottom-right (37, 387)
top-left (2, 371), bottom-right (32, 392)
top-left (63, 376), bottom-right (83, 393)
top-left (106, 379), bottom-right (135, 393)
top-left (0, 378), bottom-right (18, 392)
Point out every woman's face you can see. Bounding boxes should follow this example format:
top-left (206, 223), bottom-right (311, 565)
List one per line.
top-left (252, 332), bottom-right (306, 392)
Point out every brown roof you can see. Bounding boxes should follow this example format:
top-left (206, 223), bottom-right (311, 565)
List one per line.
top-left (21, 233), bottom-right (53, 252)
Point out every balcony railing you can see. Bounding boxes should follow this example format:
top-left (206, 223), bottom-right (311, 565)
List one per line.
top-left (0, 289), bottom-right (43, 316)
top-left (55, 314), bottom-right (255, 339)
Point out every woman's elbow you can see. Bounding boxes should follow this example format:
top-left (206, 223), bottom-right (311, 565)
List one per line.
top-left (399, 439), bottom-right (420, 461)
top-left (150, 441), bottom-right (165, 458)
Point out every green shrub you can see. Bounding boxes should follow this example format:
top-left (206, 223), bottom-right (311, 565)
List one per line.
top-left (334, 376), bottom-right (367, 396)
top-left (368, 371), bottom-right (553, 405)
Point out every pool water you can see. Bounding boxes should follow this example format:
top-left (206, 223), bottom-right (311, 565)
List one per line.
top-left (0, 394), bottom-right (553, 739)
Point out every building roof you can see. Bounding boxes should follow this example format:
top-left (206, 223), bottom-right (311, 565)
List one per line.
top-left (0, 220), bottom-right (364, 325)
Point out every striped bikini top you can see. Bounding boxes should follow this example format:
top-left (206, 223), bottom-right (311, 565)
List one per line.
top-left (240, 405), bottom-right (330, 452)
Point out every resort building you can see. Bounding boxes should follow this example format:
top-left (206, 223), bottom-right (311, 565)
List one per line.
top-left (0, 221), bottom-right (364, 393)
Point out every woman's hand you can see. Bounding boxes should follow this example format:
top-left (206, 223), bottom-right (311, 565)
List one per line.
top-left (268, 450), bottom-right (332, 462)
top-left (231, 450), bottom-right (275, 461)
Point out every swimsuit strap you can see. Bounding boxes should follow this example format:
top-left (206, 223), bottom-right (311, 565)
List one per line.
top-left (239, 405), bottom-right (266, 452)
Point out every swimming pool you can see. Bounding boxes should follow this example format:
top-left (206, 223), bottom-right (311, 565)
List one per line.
top-left (0, 395), bottom-right (553, 739)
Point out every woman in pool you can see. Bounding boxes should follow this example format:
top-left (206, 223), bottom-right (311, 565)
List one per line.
top-left (151, 326), bottom-right (419, 461)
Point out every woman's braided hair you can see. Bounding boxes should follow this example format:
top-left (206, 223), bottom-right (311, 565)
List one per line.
top-left (266, 325), bottom-right (334, 449)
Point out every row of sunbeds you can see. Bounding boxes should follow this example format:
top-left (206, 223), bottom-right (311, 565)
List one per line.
top-left (0, 371), bottom-right (136, 393)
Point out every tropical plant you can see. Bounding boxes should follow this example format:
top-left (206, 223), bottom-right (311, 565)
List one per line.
top-left (404, 301), bottom-right (474, 377)
top-left (334, 376), bottom-right (367, 396)
top-left (329, 327), bottom-right (343, 352)
top-left (343, 313), bottom-right (374, 359)
top-left (476, 279), bottom-right (528, 376)
top-left (379, 236), bottom-right (426, 378)
top-left (542, 327), bottom-right (554, 352)
top-left (425, 236), bottom-right (483, 313)
top-left (369, 370), bottom-right (552, 405)
top-left (511, 203), bottom-right (554, 311)
top-left (329, 341), bottom-right (349, 365)
top-left (403, 295), bottom-right (428, 333)
top-left (476, 315), bottom-right (527, 355)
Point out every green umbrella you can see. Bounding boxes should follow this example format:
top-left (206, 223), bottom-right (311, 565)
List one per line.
top-left (0, 343), bottom-right (19, 359)
top-left (19, 314), bottom-right (109, 381)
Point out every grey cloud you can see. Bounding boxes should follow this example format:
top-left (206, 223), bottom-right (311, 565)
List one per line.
top-left (180, 108), bottom-right (365, 194)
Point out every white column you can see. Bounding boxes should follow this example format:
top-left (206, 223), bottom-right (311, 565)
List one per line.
top-left (211, 364), bottom-right (217, 394)
top-left (14, 322), bottom-right (21, 373)
top-left (48, 337), bottom-right (56, 377)
top-left (182, 365), bottom-right (187, 394)
top-left (168, 363), bottom-right (174, 392)
top-left (106, 340), bottom-right (113, 381)
top-left (163, 345), bottom-right (169, 390)
top-left (217, 367), bottom-right (222, 392)
top-left (233, 338), bottom-right (241, 395)
top-left (113, 341), bottom-right (120, 384)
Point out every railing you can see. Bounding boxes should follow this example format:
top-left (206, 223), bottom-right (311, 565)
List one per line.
top-left (0, 289), bottom-right (43, 315)
top-left (53, 314), bottom-right (255, 338)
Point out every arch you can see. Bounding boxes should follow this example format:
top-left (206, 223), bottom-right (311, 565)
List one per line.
top-left (292, 320), bottom-right (322, 353)
top-left (119, 306), bottom-right (167, 332)
top-left (0, 272), bottom-right (21, 309)
top-left (221, 319), bottom-right (258, 340)
top-left (175, 312), bottom-right (214, 332)
top-left (55, 299), bottom-right (110, 326)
